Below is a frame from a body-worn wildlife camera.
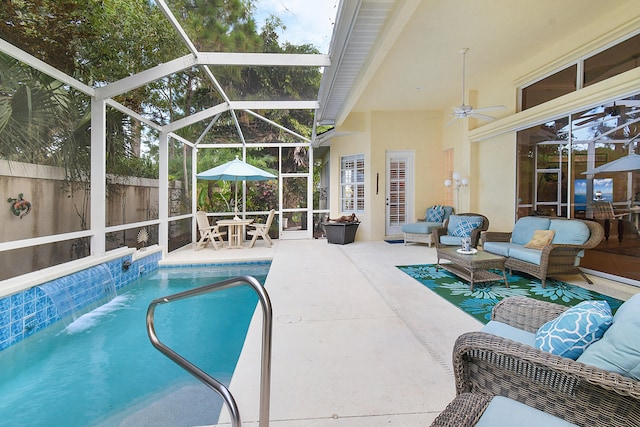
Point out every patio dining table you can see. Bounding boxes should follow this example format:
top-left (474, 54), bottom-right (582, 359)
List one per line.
top-left (217, 218), bottom-right (254, 248)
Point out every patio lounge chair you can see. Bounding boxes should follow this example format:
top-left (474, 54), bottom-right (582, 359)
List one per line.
top-left (248, 209), bottom-right (275, 248)
top-left (195, 211), bottom-right (226, 250)
top-left (402, 205), bottom-right (454, 246)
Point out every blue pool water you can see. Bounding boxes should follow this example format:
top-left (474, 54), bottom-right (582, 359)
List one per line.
top-left (0, 263), bottom-right (269, 427)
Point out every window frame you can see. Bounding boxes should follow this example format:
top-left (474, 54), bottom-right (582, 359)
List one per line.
top-left (340, 154), bottom-right (365, 213)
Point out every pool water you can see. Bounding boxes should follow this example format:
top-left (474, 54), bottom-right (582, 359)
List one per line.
top-left (0, 263), bottom-right (269, 427)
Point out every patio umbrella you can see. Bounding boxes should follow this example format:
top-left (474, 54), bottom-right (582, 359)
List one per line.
top-left (582, 153), bottom-right (640, 175)
top-left (196, 156), bottom-right (276, 218)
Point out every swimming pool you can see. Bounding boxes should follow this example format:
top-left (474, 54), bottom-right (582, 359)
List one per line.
top-left (0, 263), bottom-right (270, 427)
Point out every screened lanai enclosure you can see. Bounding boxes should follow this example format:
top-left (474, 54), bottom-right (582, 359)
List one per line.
top-left (0, 1), bottom-right (332, 281)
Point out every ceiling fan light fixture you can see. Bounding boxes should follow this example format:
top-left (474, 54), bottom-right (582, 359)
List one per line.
top-left (447, 48), bottom-right (506, 124)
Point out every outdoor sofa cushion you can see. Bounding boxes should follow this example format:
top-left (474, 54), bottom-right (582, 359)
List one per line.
top-left (481, 320), bottom-right (536, 347)
top-left (475, 396), bottom-right (577, 427)
top-left (401, 221), bottom-right (443, 234)
top-left (511, 216), bottom-right (552, 245)
top-left (402, 206), bottom-right (454, 235)
top-left (577, 293), bottom-right (640, 380)
top-left (549, 219), bottom-right (590, 245)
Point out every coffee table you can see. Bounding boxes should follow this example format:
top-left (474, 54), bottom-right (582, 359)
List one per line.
top-left (436, 247), bottom-right (509, 291)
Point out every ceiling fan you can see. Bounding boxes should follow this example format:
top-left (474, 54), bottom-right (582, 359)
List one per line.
top-left (448, 48), bottom-right (506, 125)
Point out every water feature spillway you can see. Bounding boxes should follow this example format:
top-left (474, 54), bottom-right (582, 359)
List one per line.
top-left (37, 263), bottom-right (117, 325)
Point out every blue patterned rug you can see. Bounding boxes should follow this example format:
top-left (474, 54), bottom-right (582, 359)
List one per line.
top-left (397, 264), bottom-right (623, 323)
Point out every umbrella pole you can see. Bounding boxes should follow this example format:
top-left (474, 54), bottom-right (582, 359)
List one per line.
top-left (234, 179), bottom-right (240, 220)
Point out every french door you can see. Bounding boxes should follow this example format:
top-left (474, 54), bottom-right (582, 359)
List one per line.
top-left (386, 151), bottom-right (414, 236)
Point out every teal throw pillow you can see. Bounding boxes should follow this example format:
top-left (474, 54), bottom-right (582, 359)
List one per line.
top-left (427, 206), bottom-right (445, 222)
top-left (535, 300), bottom-right (613, 360)
top-left (451, 218), bottom-right (482, 238)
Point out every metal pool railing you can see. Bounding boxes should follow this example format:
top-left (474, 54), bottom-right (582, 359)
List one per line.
top-left (146, 275), bottom-right (273, 427)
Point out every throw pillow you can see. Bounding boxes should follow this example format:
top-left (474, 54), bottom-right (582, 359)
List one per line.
top-left (451, 218), bottom-right (482, 238)
top-left (535, 300), bottom-right (613, 360)
top-left (524, 229), bottom-right (556, 249)
top-left (427, 205), bottom-right (445, 222)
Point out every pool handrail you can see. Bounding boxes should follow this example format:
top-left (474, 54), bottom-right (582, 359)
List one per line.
top-left (146, 275), bottom-right (272, 427)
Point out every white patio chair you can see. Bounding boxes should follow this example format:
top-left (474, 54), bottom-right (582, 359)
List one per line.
top-left (248, 209), bottom-right (275, 248)
top-left (195, 211), bottom-right (227, 250)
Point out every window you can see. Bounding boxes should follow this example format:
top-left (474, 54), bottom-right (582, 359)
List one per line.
top-left (521, 65), bottom-right (577, 110)
top-left (521, 33), bottom-right (640, 110)
top-left (584, 33), bottom-right (640, 87)
top-left (515, 93), bottom-right (640, 281)
top-left (340, 154), bottom-right (365, 212)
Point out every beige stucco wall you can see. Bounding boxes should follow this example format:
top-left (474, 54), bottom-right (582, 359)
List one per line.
top-left (370, 110), bottom-right (444, 239)
top-left (331, 110), bottom-right (444, 241)
top-left (473, 132), bottom-right (517, 231)
top-left (0, 161), bottom-right (86, 241)
top-left (329, 112), bottom-right (371, 240)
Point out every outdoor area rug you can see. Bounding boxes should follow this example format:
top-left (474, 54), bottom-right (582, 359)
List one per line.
top-left (397, 264), bottom-right (624, 324)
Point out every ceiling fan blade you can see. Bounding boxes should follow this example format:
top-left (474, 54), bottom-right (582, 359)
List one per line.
top-left (445, 116), bottom-right (459, 126)
top-left (469, 112), bottom-right (497, 121)
top-left (472, 105), bottom-right (506, 113)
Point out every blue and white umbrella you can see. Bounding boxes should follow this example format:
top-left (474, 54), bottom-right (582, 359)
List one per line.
top-left (197, 156), bottom-right (276, 217)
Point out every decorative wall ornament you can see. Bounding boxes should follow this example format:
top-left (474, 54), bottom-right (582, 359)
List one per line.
top-left (137, 227), bottom-right (149, 250)
top-left (7, 193), bottom-right (31, 219)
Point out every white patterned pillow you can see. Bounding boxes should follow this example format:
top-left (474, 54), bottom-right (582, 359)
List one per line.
top-left (427, 206), bottom-right (445, 222)
top-left (451, 218), bottom-right (482, 237)
top-left (535, 300), bottom-right (613, 360)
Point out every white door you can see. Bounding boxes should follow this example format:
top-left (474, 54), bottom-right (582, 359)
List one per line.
top-left (386, 151), bottom-right (414, 236)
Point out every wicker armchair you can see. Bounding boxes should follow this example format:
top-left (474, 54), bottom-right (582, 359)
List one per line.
top-left (432, 213), bottom-right (490, 249)
top-left (481, 218), bottom-right (604, 287)
top-left (431, 296), bottom-right (640, 427)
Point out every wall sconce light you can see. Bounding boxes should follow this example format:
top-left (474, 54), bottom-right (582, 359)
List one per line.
top-left (444, 172), bottom-right (469, 211)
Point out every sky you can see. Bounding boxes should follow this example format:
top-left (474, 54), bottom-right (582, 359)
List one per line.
top-left (253, 0), bottom-right (339, 53)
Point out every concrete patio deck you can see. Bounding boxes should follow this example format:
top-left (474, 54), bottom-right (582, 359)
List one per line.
top-left (163, 238), bottom-right (639, 426)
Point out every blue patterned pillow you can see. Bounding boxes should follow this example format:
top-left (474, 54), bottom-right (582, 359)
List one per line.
top-left (427, 206), bottom-right (445, 222)
top-left (535, 300), bottom-right (613, 360)
top-left (451, 218), bottom-right (482, 237)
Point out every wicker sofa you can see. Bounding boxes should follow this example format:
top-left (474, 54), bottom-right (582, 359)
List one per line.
top-left (481, 216), bottom-right (604, 287)
top-left (431, 296), bottom-right (640, 427)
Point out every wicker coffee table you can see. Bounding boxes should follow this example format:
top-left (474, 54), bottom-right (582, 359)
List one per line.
top-left (436, 247), bottom-right (509, 291)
